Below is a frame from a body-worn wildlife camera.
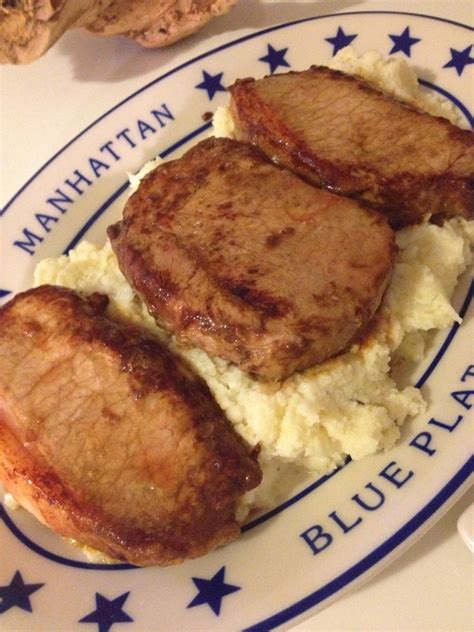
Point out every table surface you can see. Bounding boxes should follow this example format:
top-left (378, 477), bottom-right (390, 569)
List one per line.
top-left (1, 1), bottom-right (472, 630)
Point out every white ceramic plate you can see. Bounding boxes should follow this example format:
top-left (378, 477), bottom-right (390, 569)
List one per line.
top-left (1, 11), bottom-right (473, 632)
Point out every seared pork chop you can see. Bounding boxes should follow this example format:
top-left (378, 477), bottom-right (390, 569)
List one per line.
top-left (229, 66), bottom-right (474, 228)
top-left (108, 137), bottom-right (396, 380)
top-left (0, 285), bottom-right (261, 566)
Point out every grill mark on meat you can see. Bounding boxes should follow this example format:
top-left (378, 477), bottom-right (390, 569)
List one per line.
top-left (266, 226), bottom-right (296, 248)
top-left (0, 285), bottom-right (262, 565)
top-left (219, 279), bottom-right (290, 318)
top-left (229, 66), bottom-right (474, 228)
top-left (217, 200), bottom-right (233, 211)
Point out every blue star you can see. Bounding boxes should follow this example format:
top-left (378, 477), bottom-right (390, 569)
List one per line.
top-left (79, 592), bottom-right (133, 632)
top-left (0, 289), bottom-right (11, 299)
top-left (389, 26), bottom-right (421, 57)
top-left (325, 27), bottom-right (357, 56)
top-left (195, 70), bottom-right (226, 101)
top-left (0, 570), bottom-right (44, 614)
top-left (187, 566), bottom-right (240, 616)
top-left (259, 44), bottom-right (290, 74)
top-left (443, 45), bottom-right (474, 76)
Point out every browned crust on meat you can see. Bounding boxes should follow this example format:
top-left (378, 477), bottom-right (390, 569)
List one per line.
top-left (109, 137), bottom-right (396, 380)
top-left (0, 285), bottom-right (261, 566)
top-left (229, 66), bottom-right (474, 228)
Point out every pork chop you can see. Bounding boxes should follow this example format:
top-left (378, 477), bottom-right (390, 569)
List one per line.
top-left (0, 285), bottom-right (261, 566)
top-left (229, 66), bottom-right (474, 228)
top-left (108, 137), bottom-right (396, 380)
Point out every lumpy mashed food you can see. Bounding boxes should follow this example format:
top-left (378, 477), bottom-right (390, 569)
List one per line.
top-left (34, 47), bottom-right (473, 516)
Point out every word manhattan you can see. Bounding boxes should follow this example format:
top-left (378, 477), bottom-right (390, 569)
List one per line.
top-left (13, 104), bottom-right (174, 256)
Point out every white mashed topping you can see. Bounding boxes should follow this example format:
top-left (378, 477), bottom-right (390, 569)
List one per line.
top-left (128, 156), bottom-right (162, 195)
top-left (3, 492), bottom-right (21, 511)
top-left (33, 49), bottom-right (473, 518)
top-left (212, 105), bottom-right (236, 138)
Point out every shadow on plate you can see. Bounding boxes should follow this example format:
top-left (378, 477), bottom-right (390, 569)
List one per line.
top-left (56, 0), bottom-right (362, 83)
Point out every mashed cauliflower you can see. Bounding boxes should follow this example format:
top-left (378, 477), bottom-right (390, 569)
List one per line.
top-left (34, 48), bottom-right (473, 516)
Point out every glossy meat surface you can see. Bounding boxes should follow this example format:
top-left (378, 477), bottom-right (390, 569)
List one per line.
top-left (0, 285), bottom-right (261, 566)
top-left (109, 137), bottom-right (396, 380)
top-left (229, 66), bottom-right (474, 228)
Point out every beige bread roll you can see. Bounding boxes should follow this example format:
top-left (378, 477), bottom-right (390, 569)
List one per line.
top-left (0, 0), bottom-right (238, 64)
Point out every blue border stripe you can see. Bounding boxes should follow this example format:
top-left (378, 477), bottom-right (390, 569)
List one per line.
top-left (243, 457), bottom-right (473, 631)
top-left (416, 279), bottom-right (473, 388)
top-left (0, 10), bottom-right (470, 218)
top-left (63, 182), bottom-right (129, 254)
top-left (418, 79), bottom-right (474, 128)
top-left (243, 460), bottom-right (347, 533)
top-left (160, 121), bottom-right (212, 158)
top-left (0, 505), bottom-right (135, 571)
